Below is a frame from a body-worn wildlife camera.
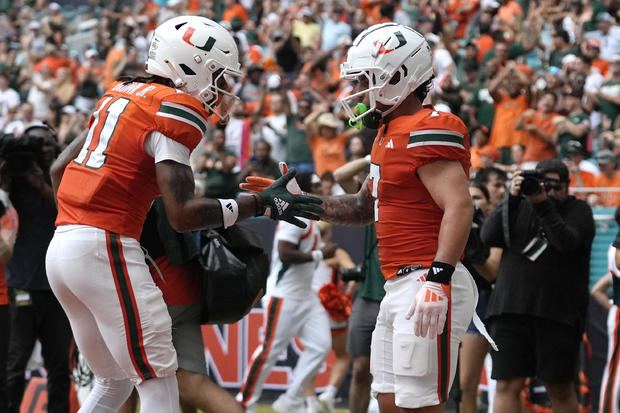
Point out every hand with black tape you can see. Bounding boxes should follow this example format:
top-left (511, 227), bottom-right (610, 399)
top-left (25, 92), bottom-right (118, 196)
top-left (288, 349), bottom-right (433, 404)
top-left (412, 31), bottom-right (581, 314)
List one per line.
top-left (258, 168), bottom-right (323, 228)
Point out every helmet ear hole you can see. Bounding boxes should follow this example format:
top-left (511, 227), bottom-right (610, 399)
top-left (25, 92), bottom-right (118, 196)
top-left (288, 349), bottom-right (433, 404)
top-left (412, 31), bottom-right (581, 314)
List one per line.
top-left (179, 64), bottom-right (196, 75)
top-left (389, 71), bottom-right (401, 85)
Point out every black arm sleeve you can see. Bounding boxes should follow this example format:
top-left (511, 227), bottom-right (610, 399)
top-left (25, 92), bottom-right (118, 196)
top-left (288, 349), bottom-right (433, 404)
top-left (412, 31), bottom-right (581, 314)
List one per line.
top-left (532, 198), bottom-right (594, 254)
top-left (480, 195), bottom-right (522, 248)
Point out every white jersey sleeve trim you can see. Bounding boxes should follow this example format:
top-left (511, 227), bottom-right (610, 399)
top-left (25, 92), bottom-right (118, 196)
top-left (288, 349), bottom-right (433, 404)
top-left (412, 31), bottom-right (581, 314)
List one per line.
top-left (144, 131), bottom-right (191, 166)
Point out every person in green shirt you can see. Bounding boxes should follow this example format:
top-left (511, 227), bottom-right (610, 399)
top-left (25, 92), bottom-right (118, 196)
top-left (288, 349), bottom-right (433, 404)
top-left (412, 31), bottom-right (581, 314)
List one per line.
top-left (556, 86), bottom-right (591, 159)
top-left (548, 28), bottom-right (579, 69)
top-left (596, 57), bottom-right (620, 131)
top-left (285, 98), bottom-right (315, 173)
top-left (463, 59), bottom-right (499, 131)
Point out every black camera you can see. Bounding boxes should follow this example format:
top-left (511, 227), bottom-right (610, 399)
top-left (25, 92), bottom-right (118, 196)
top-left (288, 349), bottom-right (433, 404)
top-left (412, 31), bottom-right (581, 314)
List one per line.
top-left (340, 264), bottom-right (365, 282)
top-left (520, 170), bottom-right (544, 196)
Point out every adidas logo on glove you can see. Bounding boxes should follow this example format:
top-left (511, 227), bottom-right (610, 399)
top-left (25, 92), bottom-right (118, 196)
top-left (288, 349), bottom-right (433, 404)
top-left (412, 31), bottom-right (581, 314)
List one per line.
top-left (274, 197), bottom-right (290, 215)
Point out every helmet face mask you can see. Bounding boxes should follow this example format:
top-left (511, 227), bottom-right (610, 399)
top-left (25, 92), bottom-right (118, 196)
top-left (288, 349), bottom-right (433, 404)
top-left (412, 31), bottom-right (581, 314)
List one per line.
top-left (340, 23), bottom-right (434, 125)
top-left (146, 16), bottom-right (242, 121)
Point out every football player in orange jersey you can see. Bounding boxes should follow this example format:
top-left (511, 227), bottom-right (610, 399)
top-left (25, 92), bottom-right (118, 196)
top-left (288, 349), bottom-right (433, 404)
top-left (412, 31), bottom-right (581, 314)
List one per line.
top-left (315, 23), bottom-right (480, 412)
top-left (45, 16), bottom-right (322, 413)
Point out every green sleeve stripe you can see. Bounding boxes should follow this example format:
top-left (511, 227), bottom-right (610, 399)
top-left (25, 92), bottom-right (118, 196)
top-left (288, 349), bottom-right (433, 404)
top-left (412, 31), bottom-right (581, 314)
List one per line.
top-left (408, 132), bottom-right (465, 149)
top-left (156, 102), bottom-right (207, 134)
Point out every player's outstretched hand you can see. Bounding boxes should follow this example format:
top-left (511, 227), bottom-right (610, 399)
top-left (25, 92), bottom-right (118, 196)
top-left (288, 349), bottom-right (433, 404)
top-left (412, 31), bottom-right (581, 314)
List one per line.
top-left (240, 162), bottom-right (302, 195)
top-left (257, 168), bottom-right (323, 228)
top-left (405, 281), bottom-right (450, 338)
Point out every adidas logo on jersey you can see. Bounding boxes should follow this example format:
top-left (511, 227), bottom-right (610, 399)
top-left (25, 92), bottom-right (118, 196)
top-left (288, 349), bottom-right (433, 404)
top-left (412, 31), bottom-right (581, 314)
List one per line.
top-left (274, 197), bottom-right (290, 216)
top-left (385, 139), bottom-right (394, 149)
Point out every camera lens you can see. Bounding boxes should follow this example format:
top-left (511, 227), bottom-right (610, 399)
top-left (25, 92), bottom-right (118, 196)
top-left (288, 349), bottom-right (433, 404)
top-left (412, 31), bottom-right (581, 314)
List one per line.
top-left (521, 176), bottom-right (542, 196)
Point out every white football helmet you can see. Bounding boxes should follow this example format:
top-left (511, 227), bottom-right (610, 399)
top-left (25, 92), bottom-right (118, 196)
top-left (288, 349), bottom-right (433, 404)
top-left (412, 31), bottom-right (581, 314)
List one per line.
top-left (145, 16), bottom-right (242, 121)
top-left (340, 23), bottom-right (434, 123)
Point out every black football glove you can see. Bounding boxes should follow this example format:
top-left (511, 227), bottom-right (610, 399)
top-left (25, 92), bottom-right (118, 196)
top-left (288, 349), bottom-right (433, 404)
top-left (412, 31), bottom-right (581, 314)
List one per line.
top-left (258, 168), bottom-right (324, 228)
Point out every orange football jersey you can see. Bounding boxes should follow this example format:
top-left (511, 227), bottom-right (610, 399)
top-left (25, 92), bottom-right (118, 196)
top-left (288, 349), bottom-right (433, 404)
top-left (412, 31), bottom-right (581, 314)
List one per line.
top-left (369, 106), bottom-right (471, 280)
top-left (56, 81), bottom-right (208, 239)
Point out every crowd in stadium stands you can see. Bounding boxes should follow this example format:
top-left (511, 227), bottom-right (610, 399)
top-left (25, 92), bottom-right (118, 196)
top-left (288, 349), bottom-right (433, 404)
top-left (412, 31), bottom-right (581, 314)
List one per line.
top-left (0, 0), bottom-right (617, 203)
top-left (0, 0), bottom-right (618, 411)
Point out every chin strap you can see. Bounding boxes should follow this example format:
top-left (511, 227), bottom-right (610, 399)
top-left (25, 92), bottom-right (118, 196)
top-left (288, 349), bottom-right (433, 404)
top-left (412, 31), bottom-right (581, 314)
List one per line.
top-left (362, 110), bottom-right (382, 130)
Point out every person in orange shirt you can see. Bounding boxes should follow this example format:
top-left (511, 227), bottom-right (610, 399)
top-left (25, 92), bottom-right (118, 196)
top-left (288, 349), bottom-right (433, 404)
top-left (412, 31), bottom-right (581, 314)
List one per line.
top-left (447, 0), bottom-right (480, 39)
top-left (516, 91), bottom-right (562, 162)
top-left (583, 38), bottom-right (609, 77)
top-left (308, 112), bottom-right (360, 176)
top-left (496, 0), bottom-right (523, 25)
top-left (470, 125), bottom-right (498, 172)
top-left (359, 0), bottom-right (387, 25)
top-left (221, 0), bottom-right (248, 22)
top-left (488, 61), bottom-right (531, 164)
top-left (564, 141), bottom-right (597, 200)
top-left (589, 150), bottom-right (620, 207)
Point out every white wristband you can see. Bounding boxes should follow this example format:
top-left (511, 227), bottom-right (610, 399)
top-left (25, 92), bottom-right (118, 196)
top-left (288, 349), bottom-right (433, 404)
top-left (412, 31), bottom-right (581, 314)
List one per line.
top-left (364, 154), bottom-right (371, 163)
top-left (311, 250), bottom-right (324, 262)
top-left (217, 199), bottom-right (239, 229)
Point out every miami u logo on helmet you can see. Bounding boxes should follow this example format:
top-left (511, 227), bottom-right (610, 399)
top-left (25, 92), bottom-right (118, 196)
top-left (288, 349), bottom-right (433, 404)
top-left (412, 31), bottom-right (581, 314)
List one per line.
top-left (181, 27), bottom-right (216, 52)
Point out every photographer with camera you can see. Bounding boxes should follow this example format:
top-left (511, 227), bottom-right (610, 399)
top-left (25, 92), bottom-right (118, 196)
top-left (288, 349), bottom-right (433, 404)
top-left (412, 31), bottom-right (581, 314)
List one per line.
top-left (481, 158), bottom-right (595, 413)
top-left (0, 125), bottom-right (73, 413)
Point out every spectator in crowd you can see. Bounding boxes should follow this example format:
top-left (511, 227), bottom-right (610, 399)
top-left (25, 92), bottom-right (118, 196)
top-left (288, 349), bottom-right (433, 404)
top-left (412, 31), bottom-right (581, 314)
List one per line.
top-left (224, 99), bottom-right (256, 168)
top-left (583, 38), bottom-right (609, 77)
top-left (474, 166), bottom-right (508, 208)
top-left (549, 28), bottom-right (578, 69)
top-left (261, 91), bottom-right (290, 163)
top-left (0, 168), bottom-right (18, 412)
top-left (234, 64), bottom-right (264, 108)
top-left (469, 124), bottom-right (495, 170)
top-left (489, 61), bottom-right (531, 164)
top-left (321, 5), bottom-right (351, 51)
top-left (481, 158), bottom-right (595, 413)
top-left (3, 125), bottom-right (72, 413)
top-left (3, 103), bottom-right (40, 138)
top-left (308, 112), bottom-right (359, 177)
top-left (284, 98), bottom-right (317, 173)
top-left (0, 72), bottom-right (20, 132)
top-left (462, 58), bottom-right (498, 131)
top-left (583, 12), bottom-right (620, 61)
top-left (293, 7), bottom-right (321, 50)
top-left (236, 139), bottom-right (281, 186)
top-left (516, 91), bottom-right (562, 162)
top-left (27, 63), bottom-right (55, 121)
top-left (590, 150), bottom-right (620, 207)
top-left (556, 85), bottom-right (591, 158)
top-left (595, 55), bottom-right (620, 132)
top-left (564, 140), bottom-right (597, 200)
top-left (198, 128), bottom-right (239, 200)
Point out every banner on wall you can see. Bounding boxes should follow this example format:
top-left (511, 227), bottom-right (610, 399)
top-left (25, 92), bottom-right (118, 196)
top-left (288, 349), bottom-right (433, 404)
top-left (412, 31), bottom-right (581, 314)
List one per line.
top-left (204, 306), bottom-right (334, 390)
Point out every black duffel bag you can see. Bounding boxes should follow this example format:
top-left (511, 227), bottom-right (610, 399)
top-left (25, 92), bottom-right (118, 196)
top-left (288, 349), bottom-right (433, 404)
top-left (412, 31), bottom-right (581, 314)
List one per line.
top-left (199, 224), bottom-right (269, 324)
